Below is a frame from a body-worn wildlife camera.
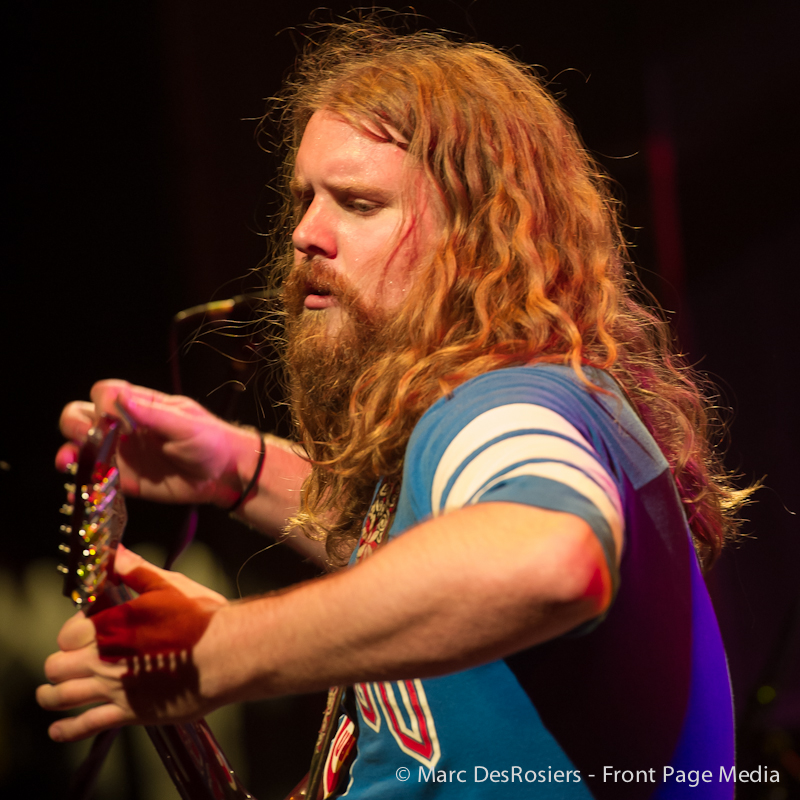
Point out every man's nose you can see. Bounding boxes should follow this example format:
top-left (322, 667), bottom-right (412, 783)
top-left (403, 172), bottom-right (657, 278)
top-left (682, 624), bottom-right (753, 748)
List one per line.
top-left (292, 199), bottom-right (336, 259)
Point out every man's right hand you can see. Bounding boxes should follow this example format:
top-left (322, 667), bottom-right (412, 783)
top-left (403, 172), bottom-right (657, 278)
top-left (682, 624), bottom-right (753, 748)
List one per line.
top-left (57, 380), bottom-right (261, 508)
top-left (58, 380), bottom-right (323, 563)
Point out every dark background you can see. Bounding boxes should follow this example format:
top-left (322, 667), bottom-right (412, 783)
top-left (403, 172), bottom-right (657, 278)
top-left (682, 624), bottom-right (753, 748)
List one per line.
top-left (2, 1), bottom-right (798, 798)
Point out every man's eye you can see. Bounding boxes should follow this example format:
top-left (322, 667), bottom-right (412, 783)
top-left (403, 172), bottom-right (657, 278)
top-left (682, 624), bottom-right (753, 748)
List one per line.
top-left (347, 198), bottom-right (381, 214)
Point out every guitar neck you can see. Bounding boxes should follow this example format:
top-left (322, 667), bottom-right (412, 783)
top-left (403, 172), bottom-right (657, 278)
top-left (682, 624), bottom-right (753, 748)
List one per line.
top-left (145, 721), bottom-right (254, 800)
top-left (111, 585), bottom-right (255, 800)
top-left (60, 414), bottom-right (256, 800)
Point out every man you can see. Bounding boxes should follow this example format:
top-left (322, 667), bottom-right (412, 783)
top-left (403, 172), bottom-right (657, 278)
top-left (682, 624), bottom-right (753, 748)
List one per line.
top-left (38, 22), bottom-right (748, 798)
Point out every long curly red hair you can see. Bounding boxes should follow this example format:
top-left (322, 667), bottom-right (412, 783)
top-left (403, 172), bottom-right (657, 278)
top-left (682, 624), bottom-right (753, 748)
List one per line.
top-left (266, 21), bottom-right (753, 567)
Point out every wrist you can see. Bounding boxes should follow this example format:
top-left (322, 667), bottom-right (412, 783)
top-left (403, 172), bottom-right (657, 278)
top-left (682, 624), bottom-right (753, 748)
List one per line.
top-left (225, 433), bottom-right (265, 514)
top-left (211, 425), bottom-right (265, 511)
top-left (196, 598), bottom-right (278, 706)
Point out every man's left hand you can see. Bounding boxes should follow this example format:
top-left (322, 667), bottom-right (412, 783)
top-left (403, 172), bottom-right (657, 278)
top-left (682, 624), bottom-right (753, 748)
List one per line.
top-left (36, 545), bottom-right (228, 742)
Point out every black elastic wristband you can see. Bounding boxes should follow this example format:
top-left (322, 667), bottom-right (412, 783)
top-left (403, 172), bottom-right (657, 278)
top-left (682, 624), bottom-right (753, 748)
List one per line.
top-left (226, 434), bottom-right (266, 514)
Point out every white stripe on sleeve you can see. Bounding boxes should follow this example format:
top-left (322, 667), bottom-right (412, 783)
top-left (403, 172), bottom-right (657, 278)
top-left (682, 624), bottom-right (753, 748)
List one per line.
top-left (471, 462), bottom-right (623, 559)
top-left (431, 404), bottom-right (593, 515)
top-left (430, 403), bottom-right (623, 559)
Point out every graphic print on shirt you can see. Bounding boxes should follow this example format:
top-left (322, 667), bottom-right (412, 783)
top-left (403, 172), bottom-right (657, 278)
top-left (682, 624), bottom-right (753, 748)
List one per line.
top-left (355, 678), bottom-right (441, 770)
top-left (323, 716), bottom-right (357, 799)
top-left (355, 480), bottom-right (399, 561)
top-left (353, 682), bottom-right (381, 733)
top-left (320, 480), bottom-right (400, 795)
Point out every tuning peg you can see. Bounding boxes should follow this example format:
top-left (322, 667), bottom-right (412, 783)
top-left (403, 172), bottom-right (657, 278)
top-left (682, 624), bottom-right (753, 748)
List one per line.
top-left (66, 462), bottom-right (78, 475)
top-left (58, 543), bottom-right (71, 554)
top-left (64, 482), bottom-right (76, 494)
top-left (60, 524), bottom-right (72, 536)
top-left (100, 468), bottom-right (120, 489)
top-left (57, 564), bottom-right (69, 574)
top-left (60, 504), bottom-right (74, 516)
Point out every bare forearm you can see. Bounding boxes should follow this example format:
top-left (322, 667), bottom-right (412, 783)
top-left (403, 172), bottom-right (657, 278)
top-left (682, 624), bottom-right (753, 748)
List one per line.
top-left (220, 428), bottom-right (326, 566)
top-left (36, 504), bottom-right (612, 742)
top-left (198, 503), bottom-right (612, 706)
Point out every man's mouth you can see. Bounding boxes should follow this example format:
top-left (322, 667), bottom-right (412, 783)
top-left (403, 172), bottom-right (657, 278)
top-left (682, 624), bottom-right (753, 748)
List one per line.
top-left (304, 282), bottom-right (336, 310)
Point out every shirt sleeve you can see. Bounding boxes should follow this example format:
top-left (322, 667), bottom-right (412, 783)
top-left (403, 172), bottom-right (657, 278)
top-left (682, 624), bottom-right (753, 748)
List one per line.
top-left (401, 368), bottom-right (625, 587)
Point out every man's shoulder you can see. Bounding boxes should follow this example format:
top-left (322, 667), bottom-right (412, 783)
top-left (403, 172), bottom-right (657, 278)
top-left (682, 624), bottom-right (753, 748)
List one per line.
top-left (410, 363), bottom-right (609, 447)
top-left (405, 363), bottom-right (667, 497)
top-left (399, 365), bottom-right (610, 517)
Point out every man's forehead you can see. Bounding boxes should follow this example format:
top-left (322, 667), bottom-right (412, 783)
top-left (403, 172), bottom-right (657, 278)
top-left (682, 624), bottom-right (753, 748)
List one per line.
top-left (305, 108), bottom-right (408, 145)
top-left (293, 110), bottom-right (408, 180)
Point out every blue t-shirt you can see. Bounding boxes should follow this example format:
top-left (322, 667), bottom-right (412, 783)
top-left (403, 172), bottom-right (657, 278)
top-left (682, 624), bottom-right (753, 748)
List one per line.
top-left (337, 365), bottom-right (733, 799)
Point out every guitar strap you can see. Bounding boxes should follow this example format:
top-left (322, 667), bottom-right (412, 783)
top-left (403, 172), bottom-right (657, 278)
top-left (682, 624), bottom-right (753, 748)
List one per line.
top-left (305, 479), bottom-right (400, 800)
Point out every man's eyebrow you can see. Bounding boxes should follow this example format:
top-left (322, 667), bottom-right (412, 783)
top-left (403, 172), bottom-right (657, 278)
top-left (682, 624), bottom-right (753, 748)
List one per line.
top-left (289, 177), bottom-right (390, 198)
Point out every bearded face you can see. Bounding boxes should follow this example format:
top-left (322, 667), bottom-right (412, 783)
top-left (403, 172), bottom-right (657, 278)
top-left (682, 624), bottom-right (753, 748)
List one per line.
top-left (283, 110), bottom-right (439, 448)
top-left (283, 256), bottom-right (394, 446)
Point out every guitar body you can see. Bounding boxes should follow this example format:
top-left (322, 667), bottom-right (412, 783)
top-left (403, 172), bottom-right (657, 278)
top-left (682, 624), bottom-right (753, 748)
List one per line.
top-left (59, 414), bottom-right (255, 800)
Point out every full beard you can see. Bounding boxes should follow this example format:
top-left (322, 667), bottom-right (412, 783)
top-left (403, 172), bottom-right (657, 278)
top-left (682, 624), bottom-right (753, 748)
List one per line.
top-left (283, 259), bottom-right (393, 454)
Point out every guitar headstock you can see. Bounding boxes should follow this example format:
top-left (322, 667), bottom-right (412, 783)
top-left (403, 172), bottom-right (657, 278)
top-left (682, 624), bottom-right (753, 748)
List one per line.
top-left (58, 414), bottom-right (127, 612)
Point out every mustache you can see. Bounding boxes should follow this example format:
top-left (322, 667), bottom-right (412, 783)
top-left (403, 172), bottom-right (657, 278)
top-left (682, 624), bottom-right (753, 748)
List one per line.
top-left (282, 258), bottom-right (370, 321)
